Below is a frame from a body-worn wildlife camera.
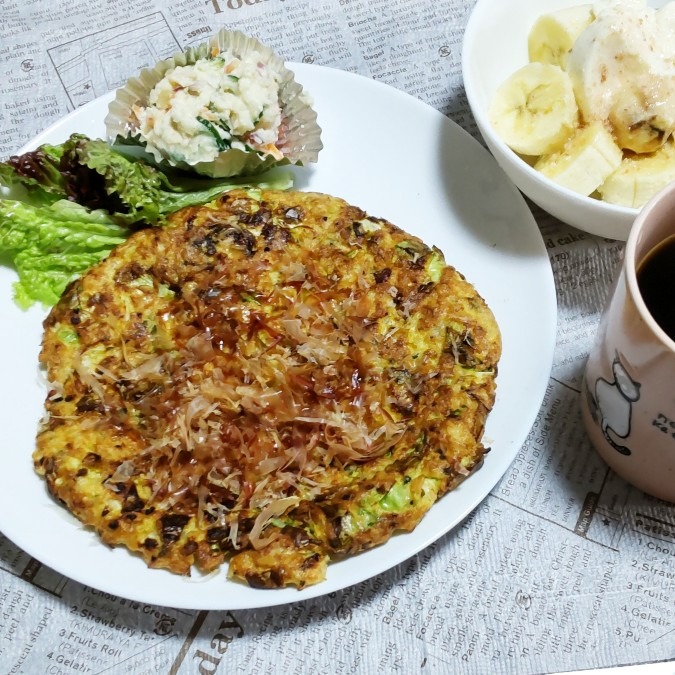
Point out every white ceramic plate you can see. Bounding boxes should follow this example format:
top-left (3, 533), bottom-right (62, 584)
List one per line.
top-left (0, 64), bottom-right (556, 610)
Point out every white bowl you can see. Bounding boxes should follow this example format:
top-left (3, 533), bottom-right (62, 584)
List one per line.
top-left (462, 0), bottom-right (669, 241)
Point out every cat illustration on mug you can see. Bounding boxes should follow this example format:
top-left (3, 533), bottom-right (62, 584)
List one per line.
top-left (585, 353), bottom-right (641, 456)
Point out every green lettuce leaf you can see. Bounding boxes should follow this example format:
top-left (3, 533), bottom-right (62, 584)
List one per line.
top-left (1, 134), bottom-right (294, 226)
top-left (75, 136), bottom-right (293, 224)
top-left (0, 199), bottom-right (128, 308)
top-left (0, 142), bottom-right (66, 206)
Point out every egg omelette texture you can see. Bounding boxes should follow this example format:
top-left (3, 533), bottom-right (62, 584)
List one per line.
top-left (34, 189), bottom-right (501, 589)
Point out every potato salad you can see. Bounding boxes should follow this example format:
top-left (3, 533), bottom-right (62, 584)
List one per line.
top-left (134, 53), bottom-right (283, 166)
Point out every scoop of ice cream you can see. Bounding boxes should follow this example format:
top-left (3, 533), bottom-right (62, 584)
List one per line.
top-left (567, 0), bottom-right (675, 153)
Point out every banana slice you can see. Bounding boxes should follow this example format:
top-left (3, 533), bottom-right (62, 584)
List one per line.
top-left (598, 142), bottom-right (675, 208)
top-left (608, 96), bottom-right (674, 154)
top-left (489, 63), bottom-right (578, 156)
top-left (528, 4), bottom-right (594, 69)
top-left (535, 121), bottom-right (622, 196)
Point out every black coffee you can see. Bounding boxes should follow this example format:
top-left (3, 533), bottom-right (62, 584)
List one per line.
top-left (637, 233), bottom-right (675, 342)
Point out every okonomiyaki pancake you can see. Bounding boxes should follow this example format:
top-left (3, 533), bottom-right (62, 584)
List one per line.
top-left (34, 189), bottom-right (501, 589)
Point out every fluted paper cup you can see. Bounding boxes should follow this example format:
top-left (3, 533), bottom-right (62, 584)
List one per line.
top-left (105, 29), bottom-right (322, 177)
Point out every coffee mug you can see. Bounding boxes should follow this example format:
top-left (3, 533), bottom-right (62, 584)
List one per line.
top-left (581, 181), bottom-right (675, 503)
